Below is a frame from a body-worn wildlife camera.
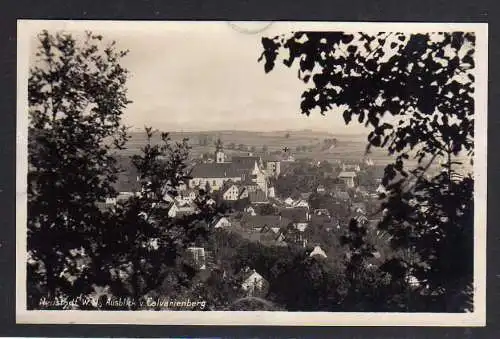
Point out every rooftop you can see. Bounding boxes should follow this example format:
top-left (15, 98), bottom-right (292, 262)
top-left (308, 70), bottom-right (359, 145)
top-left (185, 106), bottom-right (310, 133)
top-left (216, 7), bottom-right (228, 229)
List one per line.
top-left (231, 156), bottom-right (261, 169)
top-left (240, 215), bottom-right (293, 230)
top-left (279, 207), bottom-right (309, 223)
top-left (190, 163), bottom-right (241, 178)
top-left (248, 189), bottom-right (268, 203)
top-left (338, 171), bottom-right (357, 178)
top-left (309, 245), bottom-right (327, 258)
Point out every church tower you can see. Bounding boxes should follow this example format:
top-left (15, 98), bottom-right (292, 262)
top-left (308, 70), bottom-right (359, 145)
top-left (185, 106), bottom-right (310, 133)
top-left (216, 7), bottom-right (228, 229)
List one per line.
top-left (215, 138), bottom-right (225, 163)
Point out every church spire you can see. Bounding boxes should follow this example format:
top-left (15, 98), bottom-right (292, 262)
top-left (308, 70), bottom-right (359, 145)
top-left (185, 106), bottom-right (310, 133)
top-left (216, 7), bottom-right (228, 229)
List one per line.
top-left (215, 138), bottom-right (225, 163)
top-left (215, 138), bottom-right (223, 152)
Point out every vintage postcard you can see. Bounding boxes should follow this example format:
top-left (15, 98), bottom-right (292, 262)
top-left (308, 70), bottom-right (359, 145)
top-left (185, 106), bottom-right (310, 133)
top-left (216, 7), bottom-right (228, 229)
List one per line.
top-left (16, 20), bottom-right (487, 326)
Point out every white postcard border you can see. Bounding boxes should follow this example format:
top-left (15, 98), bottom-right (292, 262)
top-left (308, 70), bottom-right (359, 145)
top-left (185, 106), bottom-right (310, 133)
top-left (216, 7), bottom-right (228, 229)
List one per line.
top-left (16, 20), bottom-right (488, 326)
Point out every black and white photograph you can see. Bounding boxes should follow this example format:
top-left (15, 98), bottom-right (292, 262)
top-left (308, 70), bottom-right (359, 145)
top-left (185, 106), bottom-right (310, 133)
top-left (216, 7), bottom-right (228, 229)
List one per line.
top-left (16, 20), bottom-right (487, 326)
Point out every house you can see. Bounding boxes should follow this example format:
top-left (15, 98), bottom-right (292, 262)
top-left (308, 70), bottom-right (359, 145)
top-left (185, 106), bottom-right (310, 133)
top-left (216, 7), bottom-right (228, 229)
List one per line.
top-left (283, 226), bottom-right (308, 247)
top-left (313, 208), bottom-right (330, 217)
top-left (221, 182), bottom-right (241, 201)
top-left (376, 184), bottom-right (387, 195)
top-left (295, 223), bottom-right (308, 232)
top-left (364, 158), bottom-right (375, 166)
top-left (244, 206), bottom-right (256, 216)
top-left (338, 171), bottom-right (357, 188)
top-left (244, 182), bottom-right (259, 193)
top-left (406, 274), bottom-right (421, 288)
top-left (168, 201), bottom-right (197, 218)
top-left (206, 198), bottom-right (216, 206)
top-left (316, 185), bottom-right (326, 193)
top-left (239, 187), bottom-right (249, 199)
top-left (280, 207), bottom-right (310, 232)
top-left (300, 192), bottom-right (312, 200)
top-left (259, 224), bottom-right (274, 234)
top-left (104, 197), bottom-right (117, 205)
top-left (189, 163), bottom-right (242, 191)
top-left (293, 199), bottom-right (310, 209)
top-left (221, 184), bottom-right (240, 201)
top-left (240, 215), bottom-right (293, 232)
top-left (268, 186), bottom-right (276, 198)
top-left (176, 189), bottom-right (197, 204)
top-left (243, 158), bottom-right (268, 195)
top-left (212, 216), bottom-right (231, 229)
top-left (351, 202), bottom-right (367, 215)
top-left (167, 202), bottom-right (180, 218)
top-left (220, 181), bottom-right (248, 201)
top-left (275, 231), bottom-right (286, 243)
top-left (241, 269), bottom-right (268, 296)
top-left (353, 214), bottom-right (369, 226)
top-left (96, 201), bottom-right (115, 212)
top-left (309, 245), bottom-right (328, 258)
top-left (342, 163), bottom-right (361, 172)
top-left (190, 149), bottom-right (269, 196)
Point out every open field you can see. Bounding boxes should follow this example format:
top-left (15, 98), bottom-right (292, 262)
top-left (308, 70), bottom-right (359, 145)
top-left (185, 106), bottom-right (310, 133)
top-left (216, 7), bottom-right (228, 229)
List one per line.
top-left (120, 129), bottom-right (385, 161)
top-left (118, 129), bottom-right (472, 172)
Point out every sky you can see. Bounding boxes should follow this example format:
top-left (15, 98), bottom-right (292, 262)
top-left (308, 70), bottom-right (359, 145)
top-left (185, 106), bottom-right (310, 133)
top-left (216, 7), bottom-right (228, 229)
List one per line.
top-left (89, 23), bottom-right (365, 134)
top-left (25, 20), bottom-right (487, 137)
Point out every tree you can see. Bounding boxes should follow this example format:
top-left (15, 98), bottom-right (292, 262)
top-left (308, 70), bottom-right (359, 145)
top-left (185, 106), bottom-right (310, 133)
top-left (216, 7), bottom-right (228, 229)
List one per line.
top-left (340, 219), bottom-right (396, 311)
top-left (238, 144), bottom-right (246, 151)
top-left (265, 250), bottom-right (347, 311)
top-left (27, 31), bottom-right (218, 310)
top-left (204, 181), bottom-right (212, 194)
top-left (27, 30), bottom-right (130, 306)
top-left (250, 145), bottom-right (257, 153)
top-left (95, 128), bottom-right (217, 308)
top-left (259, 31), bottom-right (475, 311)
top-left (262, 144), bottom-right (268, 153)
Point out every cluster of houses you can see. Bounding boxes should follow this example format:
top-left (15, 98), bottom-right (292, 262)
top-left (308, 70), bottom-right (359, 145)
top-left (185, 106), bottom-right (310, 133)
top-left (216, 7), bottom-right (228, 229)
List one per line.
top-left (103, 144), bottom-right (386, 297)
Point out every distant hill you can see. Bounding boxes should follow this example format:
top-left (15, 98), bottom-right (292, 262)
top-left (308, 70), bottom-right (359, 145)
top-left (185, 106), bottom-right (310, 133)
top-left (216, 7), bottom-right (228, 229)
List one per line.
top-left (116, 129), bottom-right (472, 172)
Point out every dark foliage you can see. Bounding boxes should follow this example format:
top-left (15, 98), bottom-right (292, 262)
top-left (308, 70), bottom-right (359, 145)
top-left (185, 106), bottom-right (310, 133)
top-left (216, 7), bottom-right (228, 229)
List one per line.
top-left (260, 31), bottom-right (474, 311)
top-left (28, 31), bottom-right (131, 306)
top-left (27, 31), bottom-right (218, 310)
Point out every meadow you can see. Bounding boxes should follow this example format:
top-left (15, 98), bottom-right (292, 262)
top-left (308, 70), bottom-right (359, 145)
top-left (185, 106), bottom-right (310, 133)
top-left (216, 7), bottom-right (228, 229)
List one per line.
top-left (118, 129), bottom-right (472, 174)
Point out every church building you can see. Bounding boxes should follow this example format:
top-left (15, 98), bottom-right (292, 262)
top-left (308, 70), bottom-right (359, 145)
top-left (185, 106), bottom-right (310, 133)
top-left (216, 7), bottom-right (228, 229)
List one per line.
top-left (189, 141), bottom-right (269, 196)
